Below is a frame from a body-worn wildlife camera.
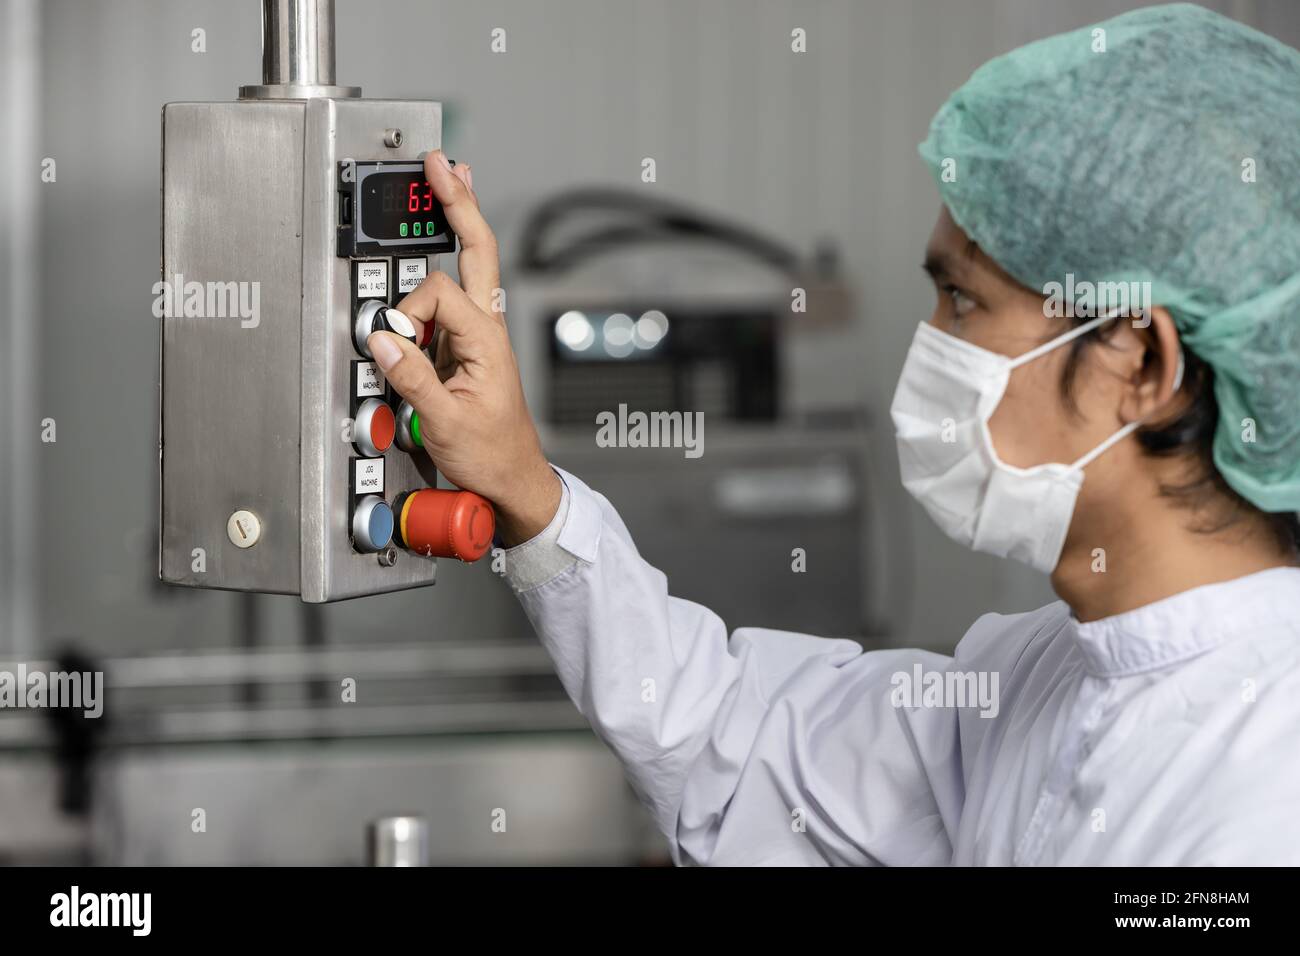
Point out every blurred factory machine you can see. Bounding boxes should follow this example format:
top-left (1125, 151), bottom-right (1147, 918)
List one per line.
top-left (511, 189), bottom-right (872, 638)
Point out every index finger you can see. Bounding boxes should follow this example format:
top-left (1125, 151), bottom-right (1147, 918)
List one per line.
top-left (425, 150), bottom-right (501, 317)
top-left (395, 271), bottom-right (490, 347)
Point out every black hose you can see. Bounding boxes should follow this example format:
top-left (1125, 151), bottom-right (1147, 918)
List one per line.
top-left (517, 187), bottom-right (803, 276)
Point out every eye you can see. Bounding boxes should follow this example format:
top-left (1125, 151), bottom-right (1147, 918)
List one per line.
top-left (945, 285), bottom-right (978, 318)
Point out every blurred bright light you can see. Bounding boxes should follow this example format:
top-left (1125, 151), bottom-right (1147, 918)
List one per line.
top-left (603, 313), bottom-right (634, 346)
top-left (634, 310), bottom-right (669, 349)
top-left (603, 313), bottom-right (635, 357)
top-left (555, 310), bottom-right (594, 351)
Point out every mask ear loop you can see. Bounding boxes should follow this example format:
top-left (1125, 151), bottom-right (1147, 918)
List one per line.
top-left (1006, 309), bottom-right (1123, 370)
top-left (1070, 345), bottom-right (1187, 471)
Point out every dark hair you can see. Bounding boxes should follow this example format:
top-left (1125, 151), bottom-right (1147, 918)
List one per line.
top-left (1060, 323), bottom-right (1300, 554)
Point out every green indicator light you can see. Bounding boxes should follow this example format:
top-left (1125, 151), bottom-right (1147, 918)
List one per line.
top-left (412, 222), bottom-right (422, 237)
top-left (426, 221), bottom-right (436, 236)
top-left (399, 222), bottom-right (408, 237)
top-left (410, 411), bottom-right (423, 447)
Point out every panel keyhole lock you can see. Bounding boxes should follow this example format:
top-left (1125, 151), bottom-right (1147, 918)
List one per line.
top-left (354, 300), bottom-right (417, 357)
top-left (227, 509), bottom-right (262, 549)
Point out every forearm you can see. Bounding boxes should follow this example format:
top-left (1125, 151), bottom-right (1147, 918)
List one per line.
top-left (503, 468), bottom-right (752, 848)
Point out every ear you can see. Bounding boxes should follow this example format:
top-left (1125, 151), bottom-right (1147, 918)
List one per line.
top-left (1116, 306), bottom-right (1187, 426)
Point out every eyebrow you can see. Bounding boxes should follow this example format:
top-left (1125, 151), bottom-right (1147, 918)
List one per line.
top-left (922, 250), bottom-right (961, 282)
top-left (922, 240), bottom-right (982, 282)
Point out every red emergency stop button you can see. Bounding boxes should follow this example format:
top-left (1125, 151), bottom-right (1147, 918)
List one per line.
top-left (354, 398), bottom-right (395, 457)
top-left (394, 488), bottom-right (495, 562)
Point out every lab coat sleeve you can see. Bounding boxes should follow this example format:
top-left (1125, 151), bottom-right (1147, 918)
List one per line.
top-left (507, 467), bottom-right (964, 865)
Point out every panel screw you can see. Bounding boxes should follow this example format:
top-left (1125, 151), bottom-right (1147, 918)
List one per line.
top-left (383, 128), bottom-right (403, 148)
top-left (378, 545), bottom-right (399, 567)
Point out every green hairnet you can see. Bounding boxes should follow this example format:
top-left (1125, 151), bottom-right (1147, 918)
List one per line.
top-left (918, 3), bottom-right (1300, 514)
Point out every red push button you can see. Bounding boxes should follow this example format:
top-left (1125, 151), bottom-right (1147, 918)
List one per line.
top-left (354, 398), bottom-right (395, 457)
top-left (395, 488), bottom-right (495, 562)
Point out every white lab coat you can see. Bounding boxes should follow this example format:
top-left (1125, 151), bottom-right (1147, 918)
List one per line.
top-left (505, 468), bottom-right (1300, 865)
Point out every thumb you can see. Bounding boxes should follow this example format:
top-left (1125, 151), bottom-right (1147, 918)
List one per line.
top-left (368, 331), bottom-right (452, 423)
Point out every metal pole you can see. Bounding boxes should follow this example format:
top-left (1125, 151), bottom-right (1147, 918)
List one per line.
top-left (262, 0), bottom-right (335, 87)
top-left (240, 0), bottom-right (359, 99)
top-left (367, 816), bottom-right (431, 866)
top-left (0, 0), bottom-right (40, 660)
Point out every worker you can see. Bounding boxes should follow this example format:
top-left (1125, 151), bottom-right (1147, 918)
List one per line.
top-left (366, 4), bottom-right (1300, 864)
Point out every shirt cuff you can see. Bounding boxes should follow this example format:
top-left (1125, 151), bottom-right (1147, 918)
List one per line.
top-left (502, 469), bottom-right (578, 592)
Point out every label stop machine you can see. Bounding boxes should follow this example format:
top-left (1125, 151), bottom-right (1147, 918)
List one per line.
top-left (159, 0), bottom-right (493, 602)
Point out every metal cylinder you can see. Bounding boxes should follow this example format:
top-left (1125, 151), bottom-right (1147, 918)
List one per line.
top-left (367, 815), bottom-right (430, 866)
top-left (240, 0), bottom-right (360, 99)
top-left (262, 0), bottom-right (335, 87)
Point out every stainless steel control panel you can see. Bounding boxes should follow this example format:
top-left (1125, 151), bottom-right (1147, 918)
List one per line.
top-left (159, 97), bottom-right (445, 601)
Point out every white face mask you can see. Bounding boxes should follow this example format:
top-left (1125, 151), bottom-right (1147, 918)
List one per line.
top-left (889, 314), bottom-right (1183, 574)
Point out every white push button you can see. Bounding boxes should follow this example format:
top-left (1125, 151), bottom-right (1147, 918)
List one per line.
top-left (385, 308), bottom-right (416, 338)
top-left (355, 300), bottom-right (417, 356)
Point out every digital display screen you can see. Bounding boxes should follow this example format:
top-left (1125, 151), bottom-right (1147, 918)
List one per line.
top-left (359, 171), bottom-right (451, 242)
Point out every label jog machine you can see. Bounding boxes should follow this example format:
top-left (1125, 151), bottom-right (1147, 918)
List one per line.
top-left (159, 0), bottom-right (493, 602)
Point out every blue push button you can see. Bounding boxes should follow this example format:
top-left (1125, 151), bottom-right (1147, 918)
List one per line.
top-left (352, 495), bottom-right (394, 553)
